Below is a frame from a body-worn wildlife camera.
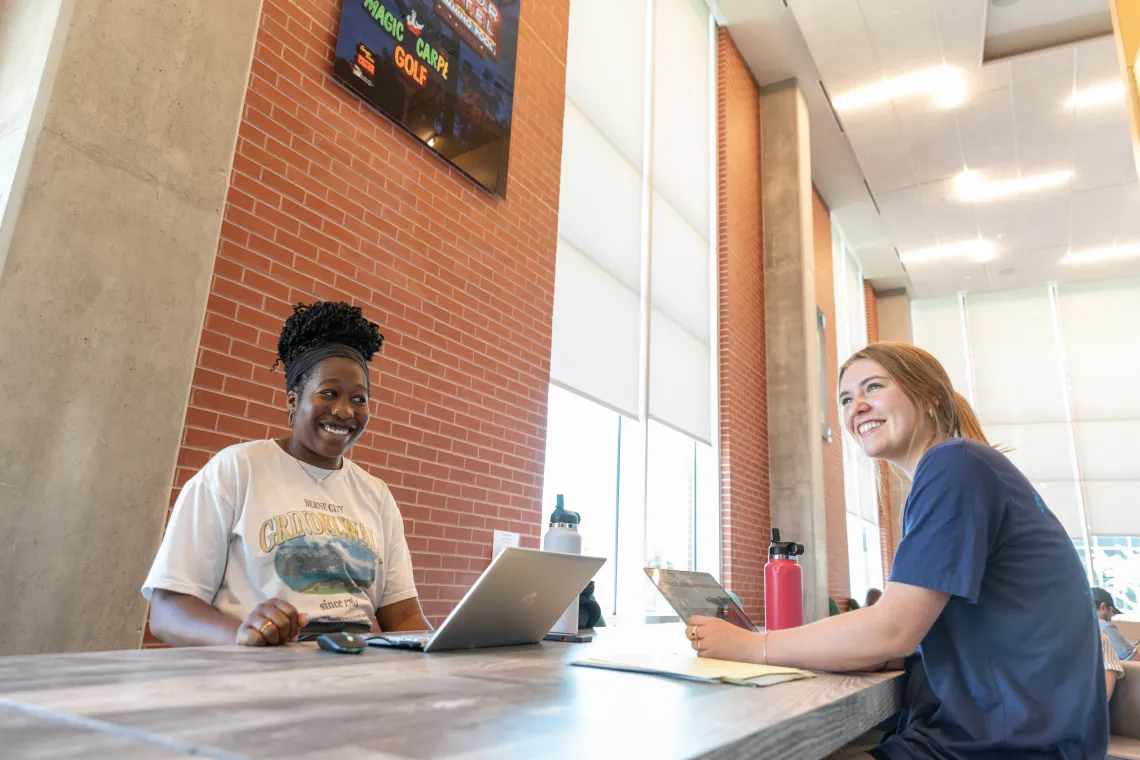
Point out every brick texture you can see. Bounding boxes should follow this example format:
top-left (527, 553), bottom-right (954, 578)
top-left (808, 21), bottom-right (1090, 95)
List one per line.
top-left (152, 0), bottom-right (570, 641)
top-left (813, 189), bottom-right (850, 607)
top-left (717, 30), bottom-right (769, 625)
top-left (864, 283), bottom-right (895, 579)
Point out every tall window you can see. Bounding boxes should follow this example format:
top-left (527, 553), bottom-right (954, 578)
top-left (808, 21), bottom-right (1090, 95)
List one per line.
top-left (911, 280), bottom-right (1140, 616)
top-left (544, 0), bottom-right (718, 621)
top-left (832, 222), bottom-right (883, 599)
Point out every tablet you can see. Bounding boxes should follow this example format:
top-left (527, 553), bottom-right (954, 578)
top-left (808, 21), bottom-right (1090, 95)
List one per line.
top-left (644, 568), bottom-right (759, 632)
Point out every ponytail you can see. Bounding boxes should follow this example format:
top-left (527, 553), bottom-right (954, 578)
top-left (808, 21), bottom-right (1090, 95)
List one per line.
top-left (952, 391), bottom-right (989, 445)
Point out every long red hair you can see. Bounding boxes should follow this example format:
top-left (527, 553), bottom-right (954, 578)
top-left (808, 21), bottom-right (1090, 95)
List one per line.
top-left (839, 341), bottom-right (989, 448)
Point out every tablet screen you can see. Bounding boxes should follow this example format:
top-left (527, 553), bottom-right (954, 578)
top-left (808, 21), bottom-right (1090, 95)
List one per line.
top-left (644, 568), bottom-right (759, 632)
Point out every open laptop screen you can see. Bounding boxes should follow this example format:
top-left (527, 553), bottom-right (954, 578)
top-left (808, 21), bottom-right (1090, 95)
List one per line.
top-left (644, 568), bottom-right (759, 632)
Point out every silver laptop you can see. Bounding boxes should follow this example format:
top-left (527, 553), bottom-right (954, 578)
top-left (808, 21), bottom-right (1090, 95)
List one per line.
top-left (366, 547), bottom-right (606, 652)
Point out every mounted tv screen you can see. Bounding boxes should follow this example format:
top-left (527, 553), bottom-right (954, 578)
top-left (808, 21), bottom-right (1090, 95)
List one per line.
top-left (334, 0), bottom-right (520, 198)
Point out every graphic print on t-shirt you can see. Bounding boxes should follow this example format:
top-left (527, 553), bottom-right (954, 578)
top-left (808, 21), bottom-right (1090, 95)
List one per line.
top-left (259, 500), bottom-right (383, 595)
top-left (275, 535), bottom-right (376, 594)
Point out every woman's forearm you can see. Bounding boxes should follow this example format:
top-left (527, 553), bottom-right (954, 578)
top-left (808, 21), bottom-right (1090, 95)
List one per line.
top-left (765, 607), bottom-right (912, 672)
top-left (149, 589), bottom-right (242, 647)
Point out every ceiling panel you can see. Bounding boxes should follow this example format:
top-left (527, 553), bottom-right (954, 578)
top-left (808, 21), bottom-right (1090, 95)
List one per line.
top-left (1016, 195), bottom-right (1071, 252)
top-left (773, 0), bottom-right (1139, 298)
top-left (1075, 36), bottom-right (1123, 88)
top-left (1069, 184), bottom-right (1126, 251)
top-left (1012, 70), bottom-right (1075, 123)
top-left (1072, 121), bottom-right (1135, 192)
top-left (956, 87), bottom-right (1018, 168)
top-left (898, 110), bottom-right (964, 185)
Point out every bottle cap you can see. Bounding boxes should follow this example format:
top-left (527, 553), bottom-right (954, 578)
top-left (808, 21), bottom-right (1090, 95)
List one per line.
top-left (768, 527), bottom-right (804, 558)
top-left (550, 494), bottom-right (580, 527)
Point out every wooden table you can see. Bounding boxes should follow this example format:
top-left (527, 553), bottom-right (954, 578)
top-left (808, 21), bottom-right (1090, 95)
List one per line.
top-left (0, 624), bottom-right (902, 759)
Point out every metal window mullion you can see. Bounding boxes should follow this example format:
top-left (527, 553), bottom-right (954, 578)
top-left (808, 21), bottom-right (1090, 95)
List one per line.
top-left (1048, 284), bottom-right (1096, 584)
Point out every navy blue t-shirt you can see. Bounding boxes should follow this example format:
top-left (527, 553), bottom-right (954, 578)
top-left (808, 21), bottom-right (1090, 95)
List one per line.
top-left (878, 438), bottom-right (1108, 760)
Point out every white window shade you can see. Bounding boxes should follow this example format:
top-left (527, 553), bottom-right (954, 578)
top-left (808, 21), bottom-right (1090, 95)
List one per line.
top-left (1084, 481), bottom-right (1140, 535)
top-left (649, 308), bottom-right (712, 444)
top-left (911, 297), bottom-right (972, 401)
top-left (565, 0), bottom-right (646, 169)
top-left (965, 290), bottom-right (1067, 425)
top-left (648, 192), bottom-right (712, 442)
top-left (650, 193), bottom-right (709, 339)
top-left (1057, 279), bottom-right (1140, 421)
top-left (1034, 481), bottom-right (1085, 539)
top-left (557, 103), bottom-right (642, 291)
top-left (652, 0), bottom-right (711, 235)
top-left (550, 240), bottom-right (641, 418)
top-left (551, 102), bottom-right (644, 415)
top-left (981, 423), bottom-right (1077, 482)
top-left (1074, 421), bottom-right (1140, 481)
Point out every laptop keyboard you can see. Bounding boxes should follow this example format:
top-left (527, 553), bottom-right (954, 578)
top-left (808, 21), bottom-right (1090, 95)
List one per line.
top-left (365, 632), bottom-right (432, 648)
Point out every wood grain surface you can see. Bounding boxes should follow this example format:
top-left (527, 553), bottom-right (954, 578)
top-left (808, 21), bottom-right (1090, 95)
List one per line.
top-left (0, 625), bottom-right (902, 759)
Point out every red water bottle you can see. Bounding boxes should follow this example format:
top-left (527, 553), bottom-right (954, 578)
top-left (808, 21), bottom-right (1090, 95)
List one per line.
top-left (764, 528), bottom-right (804, 631)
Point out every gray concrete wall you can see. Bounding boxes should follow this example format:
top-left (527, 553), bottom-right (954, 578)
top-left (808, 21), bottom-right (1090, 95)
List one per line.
top-left (0, 0), bottom-right (73, 271)
top-left (0, 0), bottom-right (263, 654)
top-left (760, 80), bottom-right (829, 624)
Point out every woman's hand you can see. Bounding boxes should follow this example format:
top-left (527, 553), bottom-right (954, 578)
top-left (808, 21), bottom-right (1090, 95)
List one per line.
top-left (687, 616), bottom-right (762, 662)
top-left (236, 599), bottom-right (308, 646)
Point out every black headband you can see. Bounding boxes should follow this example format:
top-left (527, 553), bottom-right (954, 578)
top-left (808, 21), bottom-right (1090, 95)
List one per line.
top-left (284, 344), bottom-right (369, 392)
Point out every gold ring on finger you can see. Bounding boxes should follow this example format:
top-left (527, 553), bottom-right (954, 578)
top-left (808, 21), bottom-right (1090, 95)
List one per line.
top-left (259, 621), bottom-right (274, 635)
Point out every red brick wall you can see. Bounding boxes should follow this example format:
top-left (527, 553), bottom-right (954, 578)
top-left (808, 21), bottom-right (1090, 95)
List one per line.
top-left (813, 189), bottom-right (850, 607)
top-left (864, 284), bottom-right (895, 579)
top-left (717, 30), bottom-right (769, 625)
top-left (158, 0), bottom-right (570, 637)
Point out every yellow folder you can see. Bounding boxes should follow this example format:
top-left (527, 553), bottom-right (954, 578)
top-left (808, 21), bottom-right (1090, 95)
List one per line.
top-left (571, 653), bottom-right (814, 687)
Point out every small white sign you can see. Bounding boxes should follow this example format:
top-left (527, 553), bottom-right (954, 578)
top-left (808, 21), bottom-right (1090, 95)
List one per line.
top-left (492, 529), bottom-right (520, 559)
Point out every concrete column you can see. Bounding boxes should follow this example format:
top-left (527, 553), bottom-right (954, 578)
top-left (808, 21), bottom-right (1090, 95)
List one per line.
top-left (874, 288), bottom-right (913, 547)
top-left (0, 0), bottom-right (263, 654)
top-left (760, 80), bottom-right (828, 623)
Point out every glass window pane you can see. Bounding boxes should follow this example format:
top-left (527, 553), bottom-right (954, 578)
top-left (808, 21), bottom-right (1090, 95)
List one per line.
top-left (1089, 535), bottom-right (1140, 616)
top-left (847, 511), bottom-right (869, 609)
top-left (541, 385), bottom-right (621, 616)
top-left (865, 520), bottom-right (884, 592)
top-left (645, 420), bottom-right (697, 579)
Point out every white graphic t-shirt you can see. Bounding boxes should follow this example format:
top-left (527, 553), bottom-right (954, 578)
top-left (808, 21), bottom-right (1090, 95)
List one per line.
top-left (143, 440), bottom-right (417, 629)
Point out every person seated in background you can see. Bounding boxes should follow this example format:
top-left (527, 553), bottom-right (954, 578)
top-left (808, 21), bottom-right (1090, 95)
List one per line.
top-left (1103, 631), bottom-right (1125, 701)
top-left (143, 301), bottom-right (431, 646)
top-left (1094, 587), bottom-right (1137, 662)
top-left (865, 588), bottom-right (882, 607)
top-left (846, 598), bottom-right (861, 611)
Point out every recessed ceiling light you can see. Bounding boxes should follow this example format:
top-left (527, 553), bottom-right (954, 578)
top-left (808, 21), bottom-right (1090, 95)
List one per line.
top-left (1061, 243), bottom-right (1140, 264)
top-left (955, 169), bottom-right (1071, 202)
top-left (1066, 81), bottom-right (1125, 109)
top-left (832, 66), bottom-right (966, 112)
top-left (900, 239), bottom-right (997, 265)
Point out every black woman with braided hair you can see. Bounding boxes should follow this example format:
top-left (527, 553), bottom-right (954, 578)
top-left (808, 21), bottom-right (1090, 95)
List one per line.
top-left (144, 301), bottom-right (431, 646)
